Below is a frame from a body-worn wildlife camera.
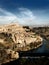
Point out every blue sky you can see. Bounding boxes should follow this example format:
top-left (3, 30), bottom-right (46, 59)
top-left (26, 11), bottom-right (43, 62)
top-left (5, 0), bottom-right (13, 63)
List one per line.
top-left (0, 0), bottom-right (49, 26)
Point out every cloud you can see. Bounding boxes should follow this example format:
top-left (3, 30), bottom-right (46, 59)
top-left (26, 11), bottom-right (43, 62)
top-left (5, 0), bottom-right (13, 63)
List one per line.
top-left (0, 7), bottom-right (36, 25)
top-left (0, 8), bottom-right (15, 16)
top-left (0, 7), bottom-right (49, 26)
top-left (0, 8), bottom-right (18, 24)
top-left (18, 8), bottom-right (35, 19)
top-left (16, 8), bottom-right (36, 25)
top-left (16, 8), bottom-right (49, 26)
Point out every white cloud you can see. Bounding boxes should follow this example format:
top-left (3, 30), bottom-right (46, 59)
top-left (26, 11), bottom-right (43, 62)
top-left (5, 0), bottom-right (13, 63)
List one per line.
top-left (0, 7), bottom-right (49, 26)
top-left (18, 8), bottom-right (35, 19)
top-left (16, 8), bottom-right (36, 25)
top-left (0, 7), bottom-right (36, 25)
top-left (0, 8), bottom-right (15, 16)
top-left (0, 8), bottom-right (18, 24)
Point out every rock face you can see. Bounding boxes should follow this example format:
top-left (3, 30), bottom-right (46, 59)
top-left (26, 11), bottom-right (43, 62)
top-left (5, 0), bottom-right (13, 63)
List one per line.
top-left (0, 23), bottom-right (43, 64)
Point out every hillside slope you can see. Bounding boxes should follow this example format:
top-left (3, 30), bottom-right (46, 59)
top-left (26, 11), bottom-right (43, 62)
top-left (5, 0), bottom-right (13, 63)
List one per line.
top-left (0, 23), bottom-right (43, 64)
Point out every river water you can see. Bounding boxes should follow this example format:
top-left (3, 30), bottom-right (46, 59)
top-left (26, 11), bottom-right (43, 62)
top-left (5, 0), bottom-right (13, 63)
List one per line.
top-left (32, 39), bottom-right (49, 53)
top-left (19, 39), bottom-right (49, 57)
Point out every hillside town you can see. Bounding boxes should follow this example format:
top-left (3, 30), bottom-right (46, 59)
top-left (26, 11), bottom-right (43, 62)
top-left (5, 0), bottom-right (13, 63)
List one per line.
top-left (0, 23), bottom-right (43, 64)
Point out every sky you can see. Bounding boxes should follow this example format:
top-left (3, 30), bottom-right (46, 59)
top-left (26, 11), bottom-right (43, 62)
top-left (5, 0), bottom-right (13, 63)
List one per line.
top-left (0, 0), bottom-right (49, 26)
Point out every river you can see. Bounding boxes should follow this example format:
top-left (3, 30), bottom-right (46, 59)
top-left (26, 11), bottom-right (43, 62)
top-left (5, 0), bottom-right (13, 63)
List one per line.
top-left (19, 39), bottom-right (49, 57)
